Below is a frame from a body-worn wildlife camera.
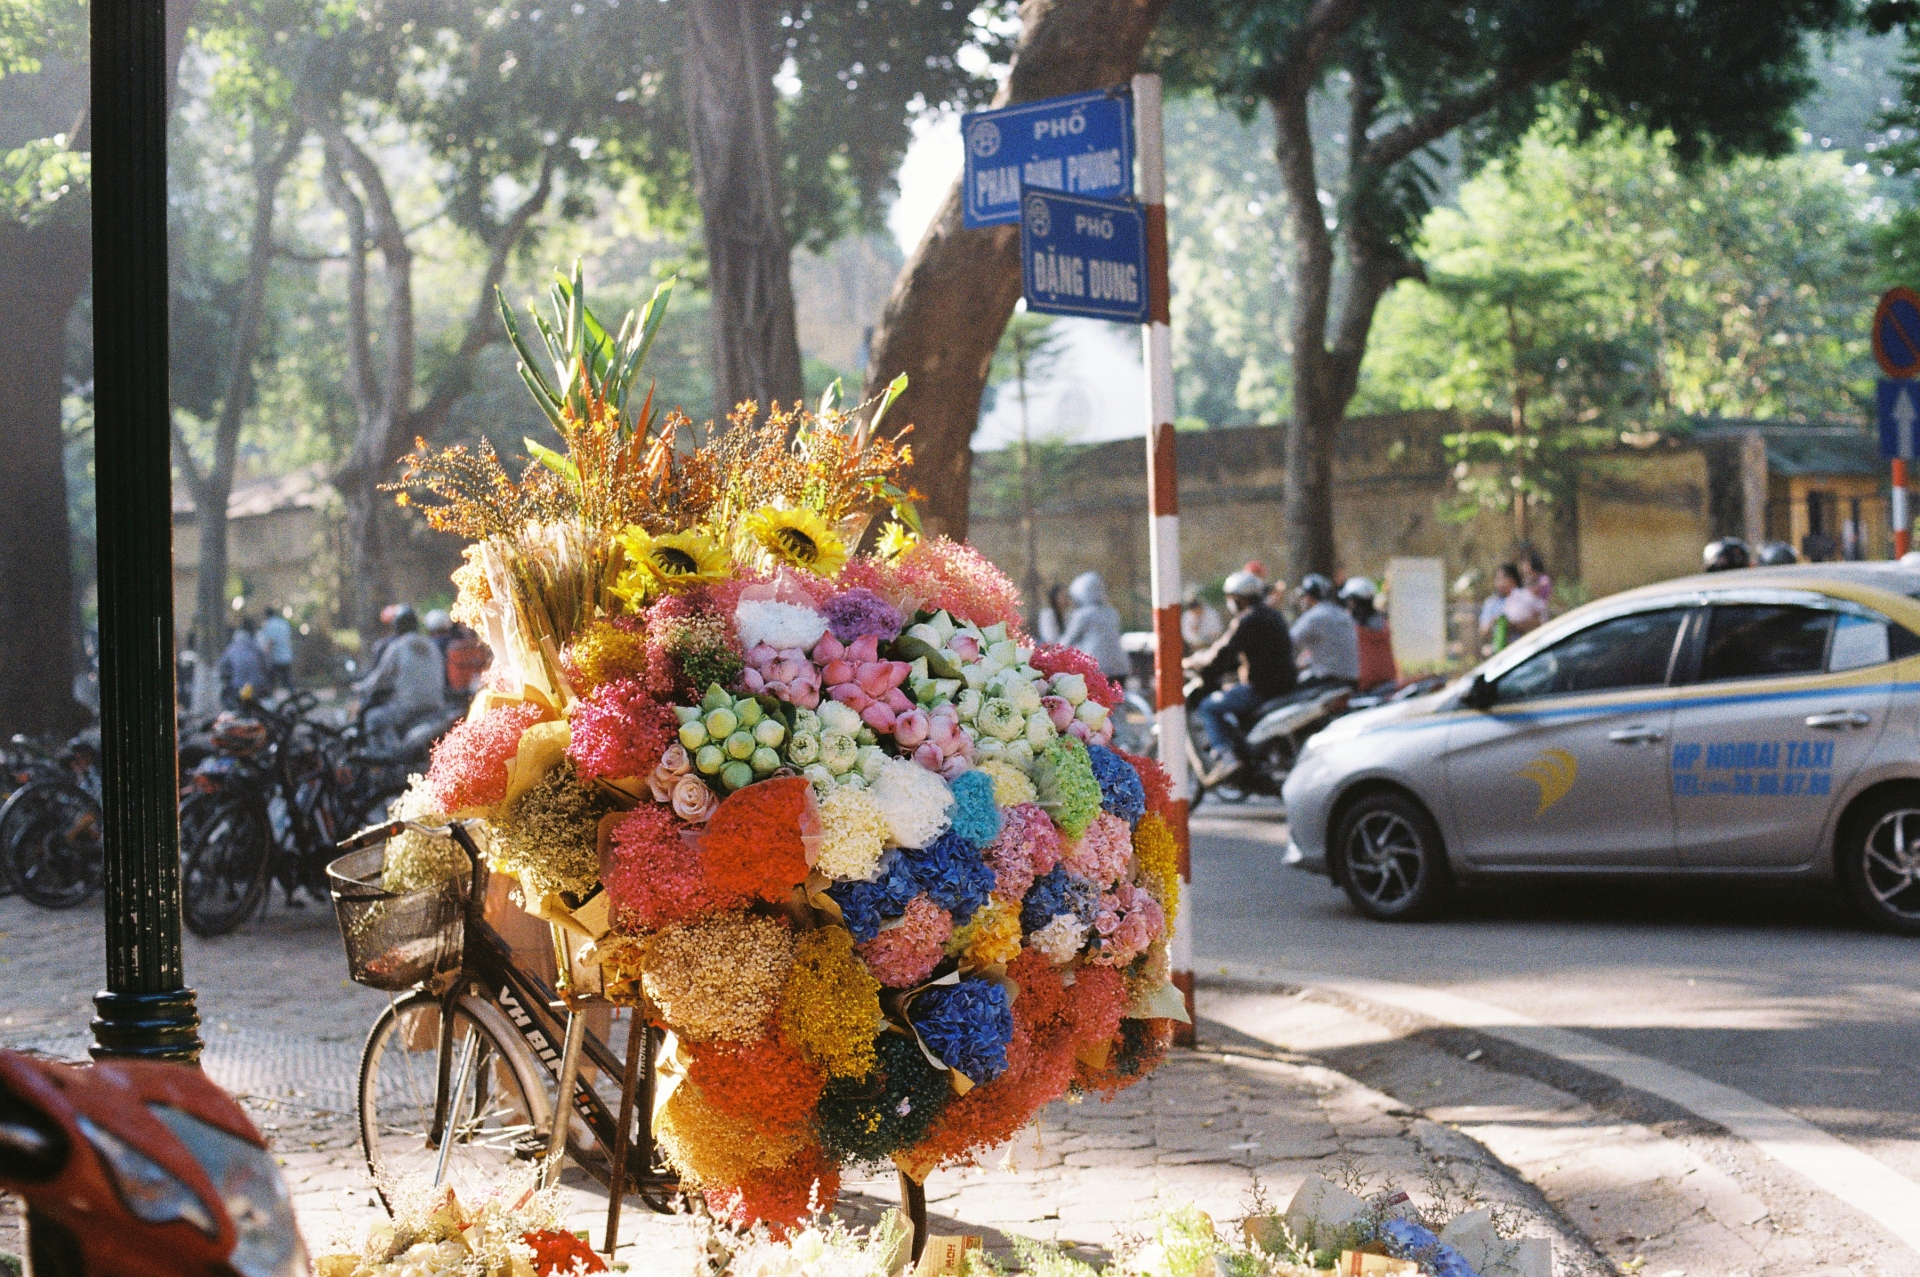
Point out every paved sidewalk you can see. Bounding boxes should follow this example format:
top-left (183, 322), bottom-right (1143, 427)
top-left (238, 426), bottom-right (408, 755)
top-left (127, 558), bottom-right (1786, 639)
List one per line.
top-left (0, 894), bottom-right (1595, 1272)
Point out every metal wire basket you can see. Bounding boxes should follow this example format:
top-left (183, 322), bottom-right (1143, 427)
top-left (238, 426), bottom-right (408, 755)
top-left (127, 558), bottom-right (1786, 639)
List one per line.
top-left (326, 844), bottom-right (467, 991)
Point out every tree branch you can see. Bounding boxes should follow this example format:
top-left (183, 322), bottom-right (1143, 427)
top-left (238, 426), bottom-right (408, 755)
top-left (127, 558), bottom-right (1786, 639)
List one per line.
top-left (1360, 44), bottom-right (1579, 173)
top-left (312, 133), bottom-right (379, 427)
top-left (408, 145), bottom-right (560, 441)
top-left (169, 420), bottom-right (206, 495)
top-left (312, 117), bottom-right (415, 435)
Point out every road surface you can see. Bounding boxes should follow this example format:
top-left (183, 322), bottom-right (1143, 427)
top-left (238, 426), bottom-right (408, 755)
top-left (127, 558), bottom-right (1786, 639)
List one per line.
top-left (1191, 798), bottom-right (1920, 1257)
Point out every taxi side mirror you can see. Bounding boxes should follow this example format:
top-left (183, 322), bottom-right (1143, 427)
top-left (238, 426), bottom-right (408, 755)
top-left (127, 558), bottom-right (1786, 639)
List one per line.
top-left (1463, 673), bottom-right (1496, 711)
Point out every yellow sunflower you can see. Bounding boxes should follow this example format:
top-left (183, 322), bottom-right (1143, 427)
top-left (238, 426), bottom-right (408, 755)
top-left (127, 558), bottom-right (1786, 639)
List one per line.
top-left (640, 527), bottom-right (731, 592)
top-left (744, 506), bottom-right (849, 577)
top-left (875, 520), bottom-right (917, 563)
top-left (610, 525), bottom-right (660, 607)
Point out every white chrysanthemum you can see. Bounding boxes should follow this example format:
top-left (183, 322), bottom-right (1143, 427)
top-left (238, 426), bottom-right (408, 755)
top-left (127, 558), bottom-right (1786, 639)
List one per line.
top-left (869, 757), bottom-right (954, 848)
top-left (734, 598), bottom-right (828, 653)
top-left (1029, 914), bottom-right (1089, 965)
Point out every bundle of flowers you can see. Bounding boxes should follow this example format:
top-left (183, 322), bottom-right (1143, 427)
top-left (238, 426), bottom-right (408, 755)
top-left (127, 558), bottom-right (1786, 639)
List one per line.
top-left (312, 1166), bottom-right (601, 1277)
top-left (386, 268), bottom-right (1181, 1231)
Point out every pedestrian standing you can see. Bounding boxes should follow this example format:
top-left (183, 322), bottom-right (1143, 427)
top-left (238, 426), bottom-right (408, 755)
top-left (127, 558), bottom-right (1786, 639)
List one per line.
top-left (218, 617), bottom-right (270, 709)
top-left (258, 608), bottom-right (295, 692)
top-left (1060, 571), bottom-right (1128, 680)
top-left (1037, 583), bottom-right (1070, 645)
top-left (1521, 548), bottom-right (1553, 606)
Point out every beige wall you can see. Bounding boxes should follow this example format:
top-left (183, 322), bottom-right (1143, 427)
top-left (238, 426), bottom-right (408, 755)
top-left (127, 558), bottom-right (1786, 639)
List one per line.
top-left (1575, 451), bottom-right (1711, 599)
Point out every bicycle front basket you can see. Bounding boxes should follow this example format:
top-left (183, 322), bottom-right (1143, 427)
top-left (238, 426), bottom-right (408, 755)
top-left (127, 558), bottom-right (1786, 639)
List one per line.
top-left (326, 844), bottom-right (466, 991)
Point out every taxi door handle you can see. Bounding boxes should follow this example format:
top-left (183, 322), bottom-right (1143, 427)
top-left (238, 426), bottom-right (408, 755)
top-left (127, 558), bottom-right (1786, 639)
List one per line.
top-left (1806, 710), bottom-right (1872, 730)
top-left (1608, 726), bottom-right (1665, 744)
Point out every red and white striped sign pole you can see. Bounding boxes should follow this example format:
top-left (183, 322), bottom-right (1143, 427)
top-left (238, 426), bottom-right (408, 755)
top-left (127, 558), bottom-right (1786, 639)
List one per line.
top-left (1133, 73), bottom-right (1194, 1041)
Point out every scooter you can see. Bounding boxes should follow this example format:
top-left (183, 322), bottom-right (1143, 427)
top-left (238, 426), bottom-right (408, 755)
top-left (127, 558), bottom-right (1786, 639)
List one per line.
top-left (1185, 675), bottom-right (1353, 809)
top-left (0, 1049), bottom-right (307, 1277)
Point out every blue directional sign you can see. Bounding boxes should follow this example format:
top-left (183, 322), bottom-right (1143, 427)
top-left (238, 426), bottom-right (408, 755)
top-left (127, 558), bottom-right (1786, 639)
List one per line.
top-left (1881, 378), bottom-right (1919, 460)
top-left (1019, 189), bottom-right (1150, 324)
top-left (962, 88), bottom-right (1133, 229)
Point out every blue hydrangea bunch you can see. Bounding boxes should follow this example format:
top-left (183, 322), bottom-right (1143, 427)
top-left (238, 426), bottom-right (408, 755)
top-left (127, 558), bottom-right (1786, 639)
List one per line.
top-left (945, 768), bottom-right (1003, 848)
top-left (897, 830), bottom-right (996, 923)
top-left (912, 976), bottom-right (1015, 1085)
top-left (1086, 744), bottom-right (1146, 825)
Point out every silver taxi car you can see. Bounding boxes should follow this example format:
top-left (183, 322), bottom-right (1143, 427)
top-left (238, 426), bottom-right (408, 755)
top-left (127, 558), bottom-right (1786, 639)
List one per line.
top-left (1281, 563), bottom-right (1920, 932)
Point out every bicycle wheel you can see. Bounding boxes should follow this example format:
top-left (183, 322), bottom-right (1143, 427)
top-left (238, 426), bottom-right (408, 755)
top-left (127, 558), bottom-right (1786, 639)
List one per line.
top-left (0, 781), bottom-right (102, 909)
top-left (359, 992), bottom-right (547, 1210)
top-left (180, 794), bottom-right (271, 937)
top-left (1109, 693), bottom-right (1158, 758)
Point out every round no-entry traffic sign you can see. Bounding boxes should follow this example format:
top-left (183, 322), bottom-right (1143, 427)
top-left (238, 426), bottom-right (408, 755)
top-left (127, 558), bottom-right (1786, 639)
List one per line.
top-left (1873, 287), bottom-right (1920, 378)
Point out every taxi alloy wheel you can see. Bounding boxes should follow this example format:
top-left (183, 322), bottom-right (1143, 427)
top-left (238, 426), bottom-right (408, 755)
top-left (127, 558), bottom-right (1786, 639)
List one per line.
top-left (1335, 792), bottom-right (1450, 922)
top-left (1842, 792), bottom-right (1920, 935)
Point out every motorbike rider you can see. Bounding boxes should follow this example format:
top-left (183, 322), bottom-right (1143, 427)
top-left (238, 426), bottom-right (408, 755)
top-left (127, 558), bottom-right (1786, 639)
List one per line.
top-left (1183, 570), bottom-right (1296, 786)
top-left (217, 616), bottom-right (270, 710)
top-left (1756, 540), bottom-right (1799, 566)
top-left (1289, 574), bottom-right (1361, 694)
top-left (1703, 537), bottom-right (1752, 572)
top-left (1340, 577), bottom-right (1398, 693)
top-left (354, 605), bottom-right (447, 750)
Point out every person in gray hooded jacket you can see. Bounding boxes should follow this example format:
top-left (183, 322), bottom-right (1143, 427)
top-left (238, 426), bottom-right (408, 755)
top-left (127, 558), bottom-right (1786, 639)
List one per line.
top-left (1059, 570), bottom-right (1128, 679)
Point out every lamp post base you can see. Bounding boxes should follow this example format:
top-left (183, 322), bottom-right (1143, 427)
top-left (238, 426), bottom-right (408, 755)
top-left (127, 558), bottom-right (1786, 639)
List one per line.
top-left (90, 988), bottom-right (202, 1064)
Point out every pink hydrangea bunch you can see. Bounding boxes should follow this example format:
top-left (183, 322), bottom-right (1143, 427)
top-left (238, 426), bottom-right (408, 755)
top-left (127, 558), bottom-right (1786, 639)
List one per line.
top-left (1061, 812), bottom-right (1132, 886)
top-left (739, 642), bottom-right (822, 708)
top-left (1089, 882), bottom-right (1164, 967)
top-left (855, 895), bottom-right (952, 987)
top-left (984, 802), bottom-right (1062, 903)
top-left (817, 632), bottom-right (915, 735)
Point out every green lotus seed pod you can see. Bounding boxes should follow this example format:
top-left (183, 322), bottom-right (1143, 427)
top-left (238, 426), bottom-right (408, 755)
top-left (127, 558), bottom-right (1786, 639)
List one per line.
top-left (750, 746), bottom-right (781, 773)
top-left (720, 760), bottom-right (755, 791)
top-left (678, 720), bottom-right (709, 750)
top-left (695, 744), bottom-right (726, 774)
top-left (674, 705), bottom-right (703, 725)
top-left (725, 730), bottom-right (756, 760)
top-left (753, 718), bottom-right (786, 748)
top-left (702, 685), bottom-right (732, 712)
top-left (735, 698), bottom-right (765, 727)
top-left (705, 706), bottom-right (739, 738)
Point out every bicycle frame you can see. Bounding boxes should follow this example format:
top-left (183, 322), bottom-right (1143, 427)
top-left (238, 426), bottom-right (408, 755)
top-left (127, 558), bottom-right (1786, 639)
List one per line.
top-left (340, 819), bottom-right (670, 1200)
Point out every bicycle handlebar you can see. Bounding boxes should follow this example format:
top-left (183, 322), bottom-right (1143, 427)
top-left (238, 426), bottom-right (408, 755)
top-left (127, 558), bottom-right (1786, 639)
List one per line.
top-left (336, 817), bottom-right (486, 853)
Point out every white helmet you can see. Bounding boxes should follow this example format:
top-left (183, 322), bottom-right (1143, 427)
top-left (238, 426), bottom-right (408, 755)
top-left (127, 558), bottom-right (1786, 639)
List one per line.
top-left (1222, 570), bottom-right (1265, 600)
top-left (1338, 576), bottom-right (1377, 601)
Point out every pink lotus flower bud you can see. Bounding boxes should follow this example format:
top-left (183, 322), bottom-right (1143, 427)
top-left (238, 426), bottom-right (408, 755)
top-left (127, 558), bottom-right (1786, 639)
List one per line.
top-left (853, 663), bottom-right (889, 698)
top-left (765, 681), bottom-right (789, 701)
top-left (949, 634), bottom-right (980, 661)
top-left (771, 656), bottom-right (809, 685)
top-left (894, 709), bottom-right (931, 747)
top-left (847, 633), bottom-right (881, 664)
top-left (1092, 721), bottom-right (1113, 746)
top-left (928, 715), bottom-right (962, 750)
top-left (790, 682), bottom-right (820, 710)
top-left (913, 742), bottom-right (944, 771)
top-left (822, 659), bottom-right (856, 686)
top-left (882, 687), bottom-right (914, 714)
top-left (739, 667), bottom-right (767, 694)
top-left (861, 702), bottom-right (897, 733)
top-left (747, 642), bottom-right (778, 668)
top-left (830, 684), bottom-right (873, 712)
top-left (1042, 695), bottom-right (1074, 731)
top-left (812, 632), bottom-right (845, 663)
top-left (939, 756), bottom-right (972, 782)
top-left (883, 661), bottom-right (911, 689)
top-left (1067, 720), bottom-right (1092, 742)
top-left (948, 729), bottom-right (974, 759)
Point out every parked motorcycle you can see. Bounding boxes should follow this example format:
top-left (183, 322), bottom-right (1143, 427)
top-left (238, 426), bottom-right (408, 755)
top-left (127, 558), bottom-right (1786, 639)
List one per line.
top-left (178, 691), bottom-right (418, 937)
top-left (0, 1049), bottom-right (307, 1277)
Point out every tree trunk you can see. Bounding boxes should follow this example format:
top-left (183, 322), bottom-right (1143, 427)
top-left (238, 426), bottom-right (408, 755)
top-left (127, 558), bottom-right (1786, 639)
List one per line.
top-left (0, 224), bottom-right (91, 738)
top-left (859, 0), bottom-right (1167, 541)
top-left (682, 0), bottom-right (804, 419)
top-left (179, 129), bottom-right (297, 658)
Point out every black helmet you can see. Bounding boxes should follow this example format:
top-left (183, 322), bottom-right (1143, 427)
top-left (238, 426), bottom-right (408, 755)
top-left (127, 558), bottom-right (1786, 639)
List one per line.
top-left (1756, 540), bottom-right (1798, 566)
top-left (1299, 573), bottom-right (1334, 600)
top-left (1702, 538), bottom-right (1751, 572)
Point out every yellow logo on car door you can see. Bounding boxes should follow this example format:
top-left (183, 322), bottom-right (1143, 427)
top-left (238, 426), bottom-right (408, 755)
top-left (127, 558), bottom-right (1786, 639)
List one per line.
top-left (1518, 748), bottom-right (1578, 815)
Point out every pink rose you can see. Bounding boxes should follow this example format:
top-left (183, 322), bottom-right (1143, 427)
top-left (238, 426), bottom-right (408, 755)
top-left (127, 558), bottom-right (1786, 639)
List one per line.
top-left (671, 774), bottom-right (719, 823)
top-left (660, 742), bottom-right (692, 775)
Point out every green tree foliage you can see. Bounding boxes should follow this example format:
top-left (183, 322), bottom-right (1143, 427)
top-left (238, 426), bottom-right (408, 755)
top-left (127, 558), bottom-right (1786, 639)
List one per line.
top-left (1360, 123), bottom-right (1878, 535)
top-left (1152, 0), bottom-right (1852, 577)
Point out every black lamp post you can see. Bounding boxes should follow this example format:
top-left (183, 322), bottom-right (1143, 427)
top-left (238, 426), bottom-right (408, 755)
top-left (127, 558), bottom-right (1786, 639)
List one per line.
top-left (88, 0), bottom-right (201, 1064)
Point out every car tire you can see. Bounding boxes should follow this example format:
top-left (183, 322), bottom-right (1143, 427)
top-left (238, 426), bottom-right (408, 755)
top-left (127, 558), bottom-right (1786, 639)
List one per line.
top-left (1838, 788), bottom-right (1920, 935)
top-left (1333, 790), bottom-right (1452, 922)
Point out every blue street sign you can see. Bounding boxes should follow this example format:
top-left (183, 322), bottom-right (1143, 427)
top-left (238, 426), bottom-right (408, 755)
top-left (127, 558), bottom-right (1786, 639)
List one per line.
top-left (962, 88), bottom-right (1133, 229)
top-left (1881, 379), bottom-right (1919, 460)
top-left (1019, 188), bottom-right (1150, 324)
